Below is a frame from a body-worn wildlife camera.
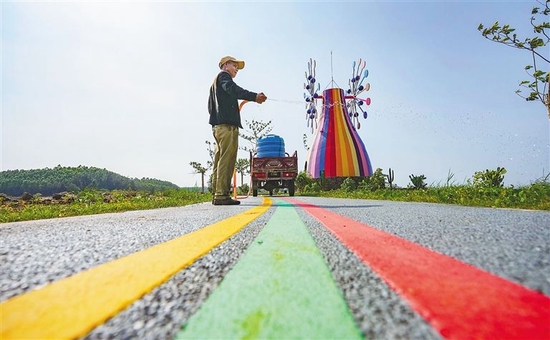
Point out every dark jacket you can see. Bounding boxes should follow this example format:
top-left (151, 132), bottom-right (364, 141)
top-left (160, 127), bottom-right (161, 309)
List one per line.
top-left (208, 71), bottom-right (257, 128)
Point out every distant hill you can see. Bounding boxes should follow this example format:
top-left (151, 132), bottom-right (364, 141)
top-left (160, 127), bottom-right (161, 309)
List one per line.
top-left (0, 165), bottom-right (180, 196)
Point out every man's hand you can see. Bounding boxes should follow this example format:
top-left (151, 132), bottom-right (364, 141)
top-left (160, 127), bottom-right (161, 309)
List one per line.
top-left (256, 92), bottom-right (267, 104)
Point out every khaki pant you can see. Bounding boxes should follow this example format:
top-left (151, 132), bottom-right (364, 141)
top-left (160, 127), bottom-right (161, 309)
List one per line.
top-left (212, 124), bottom-right (238, 200)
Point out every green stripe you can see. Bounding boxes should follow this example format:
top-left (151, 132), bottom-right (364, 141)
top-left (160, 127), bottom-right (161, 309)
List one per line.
top-left (176, 199), bottom-right (362, 339)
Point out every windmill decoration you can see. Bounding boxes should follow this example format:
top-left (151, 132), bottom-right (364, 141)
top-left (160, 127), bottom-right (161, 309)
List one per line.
top-left (304, 57), bottom-right (373, 179)
top-left (346, 58), bottom-right (372, 129)
top-left (304, 59), bottom-right (321, 133)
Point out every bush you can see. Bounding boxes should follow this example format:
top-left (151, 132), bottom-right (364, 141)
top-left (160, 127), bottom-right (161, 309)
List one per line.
top-left (357, 168), bottom-right (385, 191)
top-left (295, 171), bottom-right (315, 192)
top-left (340, 177), bottom-right (357, 192)
top-left (370, 168), bottom-right (386, 190)
top-left (238, 183), bottom-right (250, 195)
top-left (472, 167), bottom-right (507, 188)
top-left (409, 174), bottom-right (427, 189)
top-left (304, 182), bottom-right (322, 194)
top-left (358, 178), bottom-right (369, 191)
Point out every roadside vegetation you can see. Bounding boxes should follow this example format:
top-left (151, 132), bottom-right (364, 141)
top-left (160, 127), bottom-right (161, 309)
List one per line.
top-left (2, 166), bottom-right (548, 224)
top-left (0, 166), bottom-right (211, 223)
top-left (0, 165), bottom-right (179, 197)
top-left (0, 189), bottom-right (211, 223)
top-left (294, 167), bottom-right (550, 211)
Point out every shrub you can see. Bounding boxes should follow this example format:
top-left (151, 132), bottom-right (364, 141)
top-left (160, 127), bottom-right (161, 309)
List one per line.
top-left (370, 168), bottom-right (386, 191)
top-left (409, 174), bottom-right (427, 189)
top-left (340, 177), bottom-right (357, 192)
top-left (295, 171), bottom-right (315, 192)
top-left (304, 182), bottom-right (322, 194)
top-left (238, 183), bottom-right (250, 195)
top-left (472, 167), bottom-right (507, 188)
top-left (358, 177), bottom-right (370, 191)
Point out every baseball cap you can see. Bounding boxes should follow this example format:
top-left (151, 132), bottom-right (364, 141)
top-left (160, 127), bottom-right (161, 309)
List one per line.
top-left (219, 56), bottom-right (245, 70)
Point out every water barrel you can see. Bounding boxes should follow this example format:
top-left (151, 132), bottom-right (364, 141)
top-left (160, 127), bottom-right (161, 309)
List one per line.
top-left (257, 134), bottom-right (285, 157)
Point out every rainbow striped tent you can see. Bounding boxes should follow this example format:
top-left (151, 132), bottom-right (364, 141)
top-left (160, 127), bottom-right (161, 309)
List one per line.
top-left (306, 88), bottom-right (373, 178)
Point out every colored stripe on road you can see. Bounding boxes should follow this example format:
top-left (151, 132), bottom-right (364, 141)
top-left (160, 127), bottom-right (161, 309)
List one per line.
top-left (287, 198), bottom-right (550, 340)
top-left (177, 199), bottom-right (362, 339)
top-left (0, 198), bottom-right (272, 340)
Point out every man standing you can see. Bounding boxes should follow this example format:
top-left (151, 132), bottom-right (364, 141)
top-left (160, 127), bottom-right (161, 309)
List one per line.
top-left (208, 56), bottom-right (267, 205)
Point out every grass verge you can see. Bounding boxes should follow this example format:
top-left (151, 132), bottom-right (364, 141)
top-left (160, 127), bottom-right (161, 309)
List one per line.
top-left (0, 189), bottom-right (212, 223)
top-left (312, 182), bottom-right (550, 211)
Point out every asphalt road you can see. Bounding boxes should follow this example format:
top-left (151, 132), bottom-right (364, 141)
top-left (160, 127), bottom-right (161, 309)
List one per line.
top-left (1, 196), bottom-right (549, 339)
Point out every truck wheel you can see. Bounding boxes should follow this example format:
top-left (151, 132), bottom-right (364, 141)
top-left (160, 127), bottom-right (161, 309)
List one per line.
top-left (288, 181), bottom-right (295, 197)
top-left (252, 181), bottom-right (258, 197)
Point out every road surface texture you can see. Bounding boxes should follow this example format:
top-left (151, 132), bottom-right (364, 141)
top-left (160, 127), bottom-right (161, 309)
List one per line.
top-left (1, 196), bottom-right (549, 339)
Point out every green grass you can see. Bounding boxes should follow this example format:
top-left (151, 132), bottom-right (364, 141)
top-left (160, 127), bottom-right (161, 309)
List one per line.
top-left (3, 181), bottom-right (549, 224)
top-left (309, 182), bottom-right (550, 211)
top-left (0, 189), bottom-right (212, 223)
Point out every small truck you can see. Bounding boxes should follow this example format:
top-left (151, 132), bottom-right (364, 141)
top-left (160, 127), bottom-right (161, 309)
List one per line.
top-left (250, 150), bottom-right (298, 196)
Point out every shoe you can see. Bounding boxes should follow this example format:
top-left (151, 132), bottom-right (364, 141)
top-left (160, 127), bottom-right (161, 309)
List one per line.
top-left (213, 198), bottom-right (241, 205)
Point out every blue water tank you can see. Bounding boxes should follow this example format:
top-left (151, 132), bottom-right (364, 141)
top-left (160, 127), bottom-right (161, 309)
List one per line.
top-left (257, 134), bottom-right (285, 157)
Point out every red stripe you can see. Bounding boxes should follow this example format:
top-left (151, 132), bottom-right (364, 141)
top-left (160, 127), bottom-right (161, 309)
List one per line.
top-left (324, 89), bottom-right (336, 177)
top-left (286, 198), bottom-right (550, 339)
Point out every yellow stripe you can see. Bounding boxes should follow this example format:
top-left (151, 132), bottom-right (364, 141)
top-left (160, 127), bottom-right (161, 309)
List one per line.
top-left (343, 118), bottom-right (359, 176)
top-left (1, 198), bottom-right (272, 339)
top-left (336, 113), bottom-right (352, 176)
top-left (339, 95), bottom-right (359, 176)
top-left (333, 90), bottom-right (346, 176)
top-left (333, 89), bottom-right (355, 176)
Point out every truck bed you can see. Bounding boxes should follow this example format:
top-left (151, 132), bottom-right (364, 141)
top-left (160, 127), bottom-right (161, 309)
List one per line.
top-left (250, 151), bottom-right (298, 196)
top-left (251, 151), bottom-right (298, 173)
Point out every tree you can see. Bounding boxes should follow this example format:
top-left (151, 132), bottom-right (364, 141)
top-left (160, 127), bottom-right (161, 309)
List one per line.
top-left (478, 0), bottom-right (550, 119)
top-left (0, 166), bottom-right (178, 196)
top-left (239, 119), bottom-right (273, 154)
top-left (189, 162), bottom-right (207, 193)
top-left (302, 133), bottom-right (310, 151)
top-left (235, 158), bottom-right (250, 186)
top-left (204, 140), bottom-right (219, 192)
top-left (205, 140), bottom-right (216, 170)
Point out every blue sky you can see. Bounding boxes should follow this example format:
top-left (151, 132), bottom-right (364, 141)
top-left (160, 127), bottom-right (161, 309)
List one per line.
top-left (2, 0), bottom-right (549, 188)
